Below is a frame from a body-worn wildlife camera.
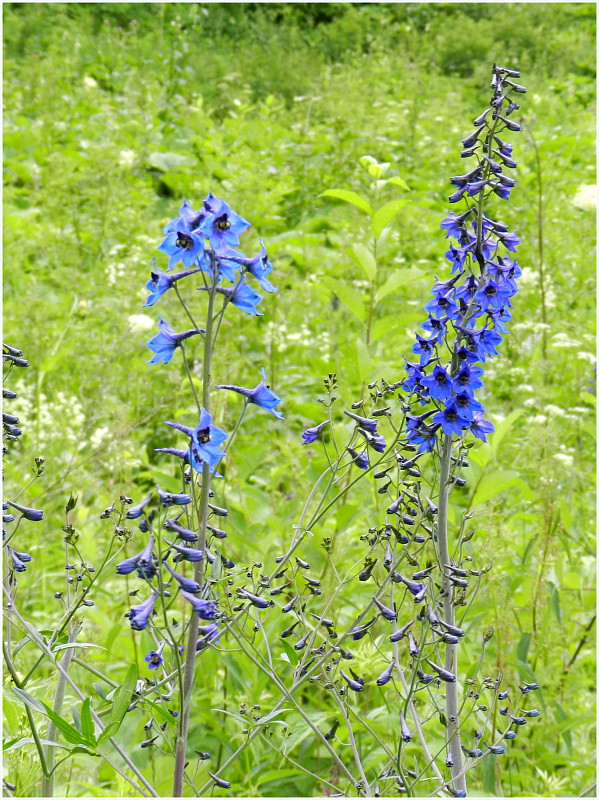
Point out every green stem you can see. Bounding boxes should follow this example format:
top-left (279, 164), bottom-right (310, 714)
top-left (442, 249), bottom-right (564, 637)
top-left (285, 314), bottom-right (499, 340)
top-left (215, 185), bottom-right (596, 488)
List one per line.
top-left (437, 433), bottom-right (466, 793)
top-left (173, 271), bottom-right (217, 797)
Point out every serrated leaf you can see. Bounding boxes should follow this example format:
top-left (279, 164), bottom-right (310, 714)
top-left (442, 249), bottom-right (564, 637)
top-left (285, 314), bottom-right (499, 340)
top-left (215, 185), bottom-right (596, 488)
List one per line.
top-left (11, 687), bottom-right (46, 715)
top-left (371, 199), bottom-right (407, 238)
top-left (320, 189), bottom-right (372, 215)
top-left (350, 243), bottom-right (377, 280)
top-left (375, 268), bottom-right (421, 304)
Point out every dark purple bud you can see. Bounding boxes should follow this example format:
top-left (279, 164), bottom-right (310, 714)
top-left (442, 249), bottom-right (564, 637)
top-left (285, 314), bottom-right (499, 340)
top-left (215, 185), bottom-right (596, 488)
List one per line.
top-left (281, 596), bottom-right (298, 613)
top-left (511, 715), bottom-right (527, 725)
top-left (417, 670), bottom-right (435, 685)
top-left (444, 564), bottom-right (468, 577)
top-left (127, 592), bottom-right (159, 631)
top-left (295, 557), bottom-right (310, 569)
top-left (3, 413), bottom-right (19, 425)
top-left (358, 560), bottom-right (377, 582)
top-left (156, 487), bottom-right (191, 507)
top-left (3, 513), bottom-right (15, 523)
top-left (270, 581), bottom-right (291, 596)
top-left (504, 730), bottom-right (517, 740)
top-left (450, 576), bottom-right (468, 588)
top-left (180, 590), bottom-right (218, 620)
top-left (165, 539), bottom-right (204, 562)
top-left (485, 742), bottom-right (506, 754)
top-left (7, 500), bottom-right (44, 522)
top-left (412, 566), bottom-right (435, 579)
top-left (209, 773), bottom-right (231, 790)
top-left (504, 79), bottom-right (526, 93)
top-left (498, 689), bottom-right (509, 700)
top-left (339, 647), bottom-right (354, 660)
top-left (141, 736), bottom-right (159, 748)
top-left (462, 124), bottom-right (486, 149)
top-left (426, 659), bottom-right (456, 682)
top-left (237, 589), bottom-right (271, 609)
top-left (206, 524), bottom-right (227, 539)
top-left (7, 546), bottom-right (27, 572)
top-left (340, 669), bottom-right (364, 692)
top-left (373, 596), bottom-right (396, 621)
top-left (461, 745), bottom-right (482, 758)
top-left (164, 561), bottom-right (201, 593)
top-left (399, 710), bottom-right (412, 742)
top-left (208, 502), bottom-right (228, 517)
top-left (164, 517), bottom-right (198, 542)
top-left (496, 114), bottom-right (521, 132)
top-left (294, 633), bottom-right (310, 651)
top-left (344, 410), bottom-right (378, 433)
top-left (324, 720), bottom-right (339, 741)
top-left (126, 493), bottom-right (154, 519)
top-left (310, 612), bottom-right (335, 629)
top-left (389, 619), bottom-right (414, 642)
top-left (281, 621), bottom-right (300, 638)
top-left (407, 631), bottom-right (420, 657)
top-left (350, 616), bottom-right (377, 640)
top-left (495, 65), bottom-right (521, 77)
top-left (522, 681), bottom-right (539, 691)
top-left (3, 344), bottom-right (23, 357)
top-left (3, 389), bottom-right (17, 399)
top-left (376, 661), bottom-right (395, 686)
top-left (522, 708), bottom-right (540, 717)
top-left (472, 108), bottom-right (490, 126)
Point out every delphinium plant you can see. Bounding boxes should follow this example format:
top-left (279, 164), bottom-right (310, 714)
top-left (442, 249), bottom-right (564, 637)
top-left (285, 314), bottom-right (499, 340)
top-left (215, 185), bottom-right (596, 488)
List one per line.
top-left (191, 63), bottom-right (540, 798)
top-left (2, 64), bottom-right (544, 799)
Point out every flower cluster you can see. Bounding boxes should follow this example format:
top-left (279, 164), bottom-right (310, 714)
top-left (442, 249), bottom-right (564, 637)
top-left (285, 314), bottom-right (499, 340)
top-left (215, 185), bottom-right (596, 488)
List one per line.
top-left (404, 65), bottom-right (526, 453)
top-left (3, 344), bottom-right (40, 573)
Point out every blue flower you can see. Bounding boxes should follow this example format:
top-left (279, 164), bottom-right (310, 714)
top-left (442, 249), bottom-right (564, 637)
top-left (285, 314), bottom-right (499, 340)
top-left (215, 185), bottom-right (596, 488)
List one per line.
top-left (144, 644), bottom-right (164, 670)
top-left (301, 420), bottom-right (329, 445)
top-left (216, 368), bottom-right (283, 419)
top-left (163, 199), bottom-right (206, 234)
top-left (147, 318), bottom-right (202, 365)
top-left (469, 411), bottom-right (495, 441)
top-left (420, 365), bottom-right (453, 401)
top-left (199, 192), bottom-right (251, 249)
top-left (158, 226), bottom-right (204, 271)
top-left (196, 622), bottom-right (220, 650)
top-left (165, 539), bottom-right (204, 563)
top-left (207, 278), bottom-right (263, 316)
top-left (116, 535), bottom-right (155, 576)
top-left (127, 592), bottom-right (159, 631)
top-left (432, 403), bottom-right (468, 437)
top-left (243, 241), bottom-right (277, 293)
top-left (144, 266), bottom-right (203, 307)
top-left (162, 409), bottom-right (227, 472)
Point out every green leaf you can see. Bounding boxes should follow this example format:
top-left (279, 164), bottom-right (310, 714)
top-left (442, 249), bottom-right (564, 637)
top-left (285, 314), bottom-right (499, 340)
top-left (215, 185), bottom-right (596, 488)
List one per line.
top-left (42, 703), bottom-right (93, 747)
top-left (355, 338), bottom-right (372, 384)
top-left (80, 698), bottom-right (96, 745)
top-left (350, 243), bottom-right (377, 280)
top-left (386, 176), bottom-right (409, 190)
top-left (52, 643), bottom-right (107, 654)
top-left (106, 663), bottom-right (138, 735)
top-left (256, 708), bottom-right (293, 725)
top-left (371, 199), bottom-right (407, 238)
top-left (280, 639), bottom-right (299, 666)
top-left (148, 152), bottom-right (192, 172)
top-left (470, 470), bottom-right (521, 505)
top-left (3, 737), bottom-right (70, 752)
top-left (320, 189), bottom-right (372, 216)
top-left (375, 268), bottom-right (421, 304)
top-left (516, 633), bottom-right (532, 665)
top-left (11, 687), bottom-right (46, 715)
top-left (547, 580), bottom-right (562, 624)
top-left (96, 721), bottom-right (120, 745)
top-left (482, 750), bottom-right (496, 793)
top-left (143, 698), bottom-right (177, 727)
top-left (320, 277), bottom-right (365, 322)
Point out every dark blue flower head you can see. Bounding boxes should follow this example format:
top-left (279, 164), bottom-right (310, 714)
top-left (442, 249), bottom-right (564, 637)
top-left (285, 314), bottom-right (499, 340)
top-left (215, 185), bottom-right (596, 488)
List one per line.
top-left (161, 409), bottom-right (227, 473)
top-left (348, 448), bottom-right (369, 470)
top-left (206, 278), bottom-right (263, 316)
top-left (144, 266), bottom-right (203, 307)
top-left (156, 486), bottom-right (192, 507)
top-left (126, 493), bottom-right (154, 520)
top-left (144, 643), bottom-right (164, 670)
top-left (116, 535), bottom-right (156, 576)
top-left (199, 192), bottom-right (251, 249)
top-left (163, 560), bottom-right (201, 594)
top-left (147, 318), bottom-right (202, 365)
top-left (215, 368), bottom-right (284, 419)
top-left (158, 225), bottom-right (204, 271)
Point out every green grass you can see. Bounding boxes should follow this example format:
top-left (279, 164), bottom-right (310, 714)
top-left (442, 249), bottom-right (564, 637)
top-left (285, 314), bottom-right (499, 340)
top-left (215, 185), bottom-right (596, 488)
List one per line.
top-left (3, 3), bottom-right (595, 797)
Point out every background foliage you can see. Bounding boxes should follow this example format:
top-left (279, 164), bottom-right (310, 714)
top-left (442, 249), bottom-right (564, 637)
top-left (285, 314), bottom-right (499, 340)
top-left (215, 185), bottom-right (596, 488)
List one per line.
top-left (3, 3), bottom-right (596, 797)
